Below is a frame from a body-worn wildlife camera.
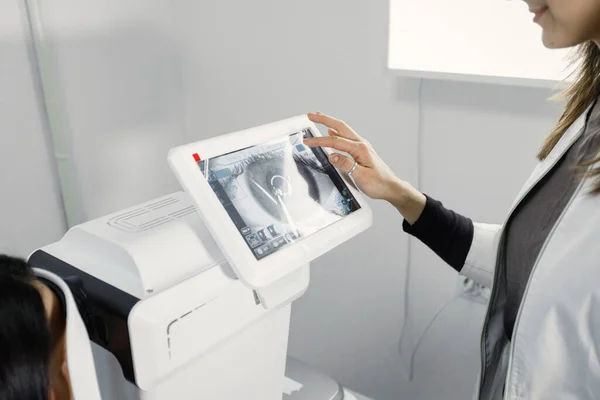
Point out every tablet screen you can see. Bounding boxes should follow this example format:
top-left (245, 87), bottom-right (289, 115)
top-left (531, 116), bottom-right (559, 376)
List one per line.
top-left (196, 128), bottom-right (361, 260)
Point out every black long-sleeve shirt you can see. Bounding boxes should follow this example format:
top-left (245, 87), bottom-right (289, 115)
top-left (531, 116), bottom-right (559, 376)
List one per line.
top-left (402, 196), bottom-right (473, 272)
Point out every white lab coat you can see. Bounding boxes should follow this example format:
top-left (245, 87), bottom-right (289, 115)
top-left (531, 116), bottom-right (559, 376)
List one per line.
top-left (34, 269), bottom-right (102, 400)
top-left (462, 105), bottom-right (600, 399)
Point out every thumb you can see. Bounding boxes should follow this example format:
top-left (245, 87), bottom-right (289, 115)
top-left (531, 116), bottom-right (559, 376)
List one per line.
top-left (329, 153), bottom-right (356, 173)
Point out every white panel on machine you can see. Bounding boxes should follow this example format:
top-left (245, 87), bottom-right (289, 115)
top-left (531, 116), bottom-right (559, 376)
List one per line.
top-left (41, 192), bottom-right (226, 298)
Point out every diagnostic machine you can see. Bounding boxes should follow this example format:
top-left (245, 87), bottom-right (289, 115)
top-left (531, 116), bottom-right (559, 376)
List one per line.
top-left (28, 115), bottom-right (372, 399)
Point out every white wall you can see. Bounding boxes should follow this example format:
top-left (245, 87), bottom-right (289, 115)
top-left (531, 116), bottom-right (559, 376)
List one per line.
top-left (0, 0), bottom-right (65, 257)
top-left (29, 0), bottom-right (188, 223)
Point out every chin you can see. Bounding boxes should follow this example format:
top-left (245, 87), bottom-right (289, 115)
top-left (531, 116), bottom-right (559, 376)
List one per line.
top-left (542, 34), bottom-right (572, 49)
top-left (541, 30), bottom-right (581, 50)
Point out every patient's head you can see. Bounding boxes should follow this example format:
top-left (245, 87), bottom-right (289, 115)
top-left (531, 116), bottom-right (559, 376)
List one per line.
top-left (0, 255), bottom-right (72, 400)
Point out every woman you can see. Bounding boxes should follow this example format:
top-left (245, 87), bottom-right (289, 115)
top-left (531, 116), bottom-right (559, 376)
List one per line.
top-left (305, 1), bottom-right (600, 399)
top-left (0, 255), bottom-right (101, 400)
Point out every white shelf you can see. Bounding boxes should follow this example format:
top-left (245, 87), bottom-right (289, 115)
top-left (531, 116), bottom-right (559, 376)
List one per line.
top-left (388, 0), bottom-right (576, 87)
top-left (388, 68), bottom-right (569, 89)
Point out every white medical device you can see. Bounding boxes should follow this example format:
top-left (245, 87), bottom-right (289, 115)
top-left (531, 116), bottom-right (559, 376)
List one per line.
top-left (28, 116), bottom-right (373, 400)
top-left (168, 115), bottom-right (372, 290)
top-left (29, 192), bottom-right (295, 399)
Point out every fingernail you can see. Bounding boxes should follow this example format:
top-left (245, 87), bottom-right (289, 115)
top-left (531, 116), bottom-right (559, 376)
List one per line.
top-left (316, 112), bottom-right (323, 115)
top-left (331, 154), bottom-right (339, 163)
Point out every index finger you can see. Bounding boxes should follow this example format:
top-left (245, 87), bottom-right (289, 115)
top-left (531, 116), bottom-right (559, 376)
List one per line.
top-left (307, 112), bottom-right (361, 141)
top-left (303, 136), bottom-right (365, 161)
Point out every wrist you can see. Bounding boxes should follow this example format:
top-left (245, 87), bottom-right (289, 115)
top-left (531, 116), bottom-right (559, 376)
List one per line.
top-left (384, 178), bottom-right (426, 225)
top-left (383, 177), bottom-right (412, 207)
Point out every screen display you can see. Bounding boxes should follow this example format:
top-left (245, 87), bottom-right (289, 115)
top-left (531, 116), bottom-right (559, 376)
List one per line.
top-left (196, 128), bottom-right (361, 260)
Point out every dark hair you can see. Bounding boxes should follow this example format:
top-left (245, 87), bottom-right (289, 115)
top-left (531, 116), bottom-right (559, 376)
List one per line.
top-left (0, 255), bottom-right (51, 400)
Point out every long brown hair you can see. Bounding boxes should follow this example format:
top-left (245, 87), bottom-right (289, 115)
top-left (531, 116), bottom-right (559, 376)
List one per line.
top-left (539, 41), bottom-right (600, 194)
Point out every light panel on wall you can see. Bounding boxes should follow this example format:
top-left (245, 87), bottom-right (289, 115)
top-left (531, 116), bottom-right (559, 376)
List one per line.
top-left (388, 0), bottom-right (577, 87)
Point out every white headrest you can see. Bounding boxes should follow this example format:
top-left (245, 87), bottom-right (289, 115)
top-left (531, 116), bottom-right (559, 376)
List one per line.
top-left (34, 269), bottom-right (102, 400)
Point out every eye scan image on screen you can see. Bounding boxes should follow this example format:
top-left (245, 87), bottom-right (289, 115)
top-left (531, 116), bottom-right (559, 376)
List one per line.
top-left (197, 128), bottom-right (361, 260)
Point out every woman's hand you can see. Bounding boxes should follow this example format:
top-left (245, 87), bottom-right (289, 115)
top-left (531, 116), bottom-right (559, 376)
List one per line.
top-left (305, 112), bottom-right (426, 225)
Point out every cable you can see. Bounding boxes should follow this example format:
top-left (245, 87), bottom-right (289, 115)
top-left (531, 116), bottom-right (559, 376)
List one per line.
top-left (398, 78), bottom-right (424, 374)
top-left (408, 294), bottom-right (463, 381)
top-left (398, 79), bottom-right (486, 381)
